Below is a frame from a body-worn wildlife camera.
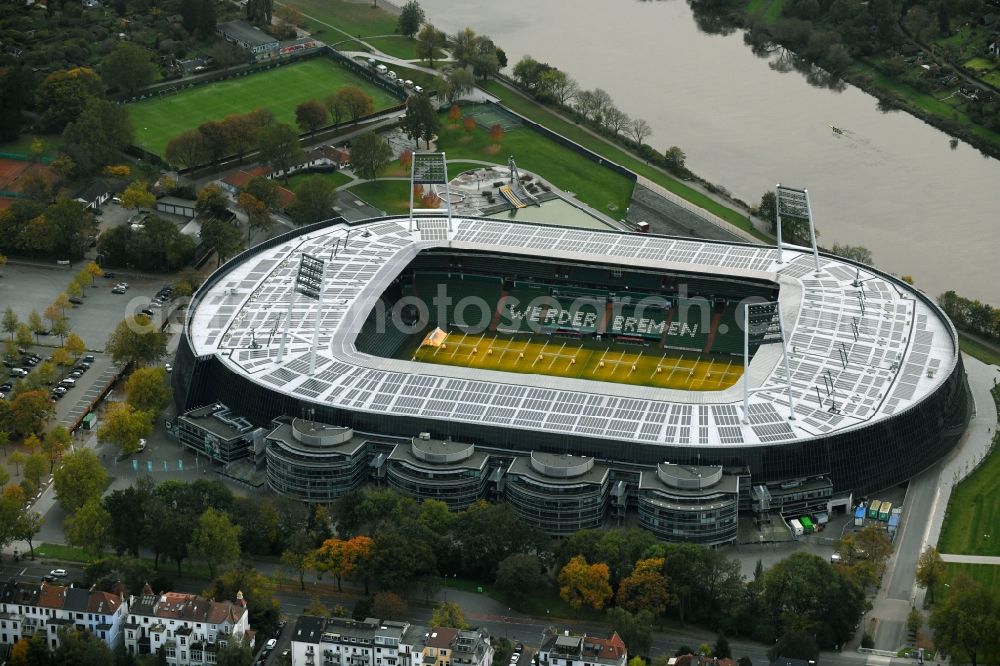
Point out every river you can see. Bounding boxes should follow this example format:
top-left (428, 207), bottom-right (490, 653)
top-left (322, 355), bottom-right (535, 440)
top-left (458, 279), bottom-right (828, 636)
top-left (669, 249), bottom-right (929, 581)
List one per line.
top-left (414, 0), bottom-right (1000, 305)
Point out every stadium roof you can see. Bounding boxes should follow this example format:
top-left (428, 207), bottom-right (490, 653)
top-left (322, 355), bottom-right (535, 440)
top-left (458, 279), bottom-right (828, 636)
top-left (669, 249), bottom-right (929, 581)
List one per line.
top-left (186, 216), bottom-right (957, 447)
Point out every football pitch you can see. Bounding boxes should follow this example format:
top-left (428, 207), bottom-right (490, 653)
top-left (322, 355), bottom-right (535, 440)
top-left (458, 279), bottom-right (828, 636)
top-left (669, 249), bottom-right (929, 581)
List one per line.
top-left (128, 58), bottom-right (399, 157)
top-left (410, 331), bottom-right (743, 391)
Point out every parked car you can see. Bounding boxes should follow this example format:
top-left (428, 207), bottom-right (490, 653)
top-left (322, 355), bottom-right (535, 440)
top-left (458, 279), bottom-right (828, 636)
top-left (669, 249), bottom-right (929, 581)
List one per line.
top-left (51, 386), bottom-right (68, 396)
top-left (140, 308), bottom-right (154, 317)
top-left (111, 286), bottom-right (127, 294)
top-left (74, 364), bottom-right (90, 373)
top-left (69, 296), bottom-right (84, 305)
top-left (137, 438), bottom-right (146, 452)
top-left (9, 368), bottom-right (28, 378)
top-left (68, 370), bottom-right (83, 379)
top-left (82, 354), bottom-right (95, 363)
top-left (103, 272), bottom-right (116, 279)
top-left (34, 328), bottom-right (50, 336)
top-left (0, 382), bottom-right (12, 392)
top-left (116, 282), bottom-right (129, 289)
top-left (49, 569), bottom-right (67, 578)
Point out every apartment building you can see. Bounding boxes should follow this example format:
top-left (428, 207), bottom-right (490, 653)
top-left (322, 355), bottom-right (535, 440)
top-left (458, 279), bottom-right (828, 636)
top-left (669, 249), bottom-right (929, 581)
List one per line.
top-left (0, 580), bottom-right (128, 651)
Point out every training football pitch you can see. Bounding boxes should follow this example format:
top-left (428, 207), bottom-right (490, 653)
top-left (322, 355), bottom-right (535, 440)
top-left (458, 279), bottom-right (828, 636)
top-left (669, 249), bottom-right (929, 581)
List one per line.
top-left (128, 58), bottom-right (399, 157)
top-left (409, 330), bottom-right (743, 391)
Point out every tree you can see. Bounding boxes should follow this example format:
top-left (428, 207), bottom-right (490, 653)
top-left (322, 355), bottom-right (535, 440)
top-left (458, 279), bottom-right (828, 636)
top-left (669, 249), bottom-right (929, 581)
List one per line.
top-left (281, 529), bottom-right (314, 590)
top-left (312, 535), bottom-right (374, 591)
top-left (14, 511), bottom-right (43, 559)
top-left (65, 498), bottom-right (111, 556)
top-left (15, 324), bottom-right (33, 350)
top-left (198, 121), bottom-right (232, 164)
top-left (448, 68), bottom-right (476, 103)
top-left (215, 641), bottom-right (254, 666)
top-left (257, 123), bottom-right (303, 179)
top-left (463, 116), bottom-right (477, 134)
top-left (9, 452), bottom-right (25, 477)
top-left (65, 332), bottom-right (86, 358)
top-left (758, 191), bottom-right (777, 226)
top-left (916, 546), bottom-right (945, 603)
top-left (616, 557), bottom-right (669, 615)
top-left (337, 87), bottom-right (375, 122)
top-left (471, 50), bottom-right (500, 80)
top-left (489, 123), bottom-right (504, 145)
top-left (62, 99), bottom-right (134, 175)
top-left (197, 184), bottom-right (230, 218)
top-left (495, 553), bottom-right (547, 603)
top-left (295, 100), bottom-right (328, 136)
top-left (829, 243), bottom-right (874, 266)
top-left (538, 69), bottom-right (578, 104)
top-left (102, 43), bottom-right (157, 95)
top-left (37, 68), bottom-right (104, 133)
top-left (121, 181), bottom-right (156, 211)
top-left (191, 508), bottom-right (242, 579)
top-left (401, 95), bottom-right (440, 149)
top-left (287, 176), bottom-right (338, 226)
top-left (165, 130), bottom-right (209, 169)
top-left (372, 591), bottom-right (409, 621)
top-left (351, 133), bottom-right (393, 181)
top-left (430, 601), bottom-right (469, 629)
top-left (243, 176), bottom-right (279, 209)
top-left (105, 315), bottom-right (167, 367)
top-left (451, 28), bottom-right (479, 67)
top-left (201, 218), bottom-right (245, 267)
top-left (246, 0), bottom-right (273, 25)
top-left (907, 606), bottom-right (922, 637)
top-left (397, 0), bottom-right (425, 38)
top-left (606, 608), bottom-right (653, 656)
top-left (558, 555), bottom-right (613, 610)
top-left (713, 634), bottom-right (732, 659)
top-left (2, 306), bottom-right (18, 340)
top-left (8, 390), bottom-right (54, 438)
top-left (42, 427), bottom-right (71, 472)
top-left (126, 366), bottom-right (172, 415)
top-left (97, 402), bottom-right (154, 455)
top-left (53, 448), bottom-right (108, 513)
top-left (238, 192), bottom-right (274, 241)
top-left (663, 146), bottom-right (687, 172)
top-left (24, 453), bottom-right (47, 489)
top-left (628, 118), bottom-right (652, 146)
top-left (416, 24), bottom-right (447, 66)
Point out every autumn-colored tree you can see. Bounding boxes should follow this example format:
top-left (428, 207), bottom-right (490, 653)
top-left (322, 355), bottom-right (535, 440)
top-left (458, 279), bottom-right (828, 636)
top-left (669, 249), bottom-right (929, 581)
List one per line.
top-left (97, 402), bottom-right (153, 455)
top-left (430, 601), bottom-right (469, 629)
top-left (237, 192), bottom-right (273, 241)
top-left (412, 184), bottom-right (424, 200)
top-left (372, 591), bottom-right (409, 621)
top-left (463, 116), bottom-right (477, 134)
top-left (311, 535), bottom-right (374, 591)
top-left (43, 426), bottom-right (71, 472)
top-left (8, 391), bottom-right (54, 438)
top-left (421, 191), bottom-right (442, 208)
top-left (52, 293), bottom-right (71, 317)
top-left (64, 332), bottom-right (86, 358)
top-left (489, 123), bottom-right (504, 144)
top-left (23, 434), bottom-right (42, 454)
top-left (102, 165), bottom-right (132, 178)
top-left (9, 451), bottom-right (26, 476)
top-left (165, 129), bottom-right (208, 169)
top-left (399, 149), bottom-right (413, 169)
top-left (616, 557), bottom-right (669, 615)
top-left (558, 555), bottom-right (613, 610)
top-left (448, 104), bottom-right (462, 123)
top-left (84, 261), bottom-right (104, 285)
top-left (51, 347), bottom-right (72, 366)
top-left (15, 324), bottom-right (33, 350)
top-left (295, 99), bottom-right (328, 136)
top-left (121, 180), bottom-right (155, 210)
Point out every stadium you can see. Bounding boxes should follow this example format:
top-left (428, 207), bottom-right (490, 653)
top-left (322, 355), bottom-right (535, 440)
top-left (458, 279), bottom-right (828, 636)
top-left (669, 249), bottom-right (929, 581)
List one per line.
top-left (172, 211), bottom-right (970, 545)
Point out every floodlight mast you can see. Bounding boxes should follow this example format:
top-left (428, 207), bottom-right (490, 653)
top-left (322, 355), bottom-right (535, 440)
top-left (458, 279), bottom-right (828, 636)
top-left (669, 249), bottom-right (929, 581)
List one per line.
top-left (774, 184), bottom-right (821, 275)
top-left (308, 258), bottom-right (328, 376)
top-left (276, 256), bottom-right (302, 363)
top-left (409, 152), bottom-right (452, 233)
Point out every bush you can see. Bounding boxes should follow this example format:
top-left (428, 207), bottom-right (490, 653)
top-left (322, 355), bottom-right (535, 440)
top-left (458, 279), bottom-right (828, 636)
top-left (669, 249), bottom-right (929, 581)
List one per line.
top-left (861, 633), bottom-right (875, 649)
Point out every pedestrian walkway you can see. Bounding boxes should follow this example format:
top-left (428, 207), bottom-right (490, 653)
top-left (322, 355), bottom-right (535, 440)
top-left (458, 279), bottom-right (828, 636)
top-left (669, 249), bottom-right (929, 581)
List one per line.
top-left (939, 553), bottom-right (1000, 564)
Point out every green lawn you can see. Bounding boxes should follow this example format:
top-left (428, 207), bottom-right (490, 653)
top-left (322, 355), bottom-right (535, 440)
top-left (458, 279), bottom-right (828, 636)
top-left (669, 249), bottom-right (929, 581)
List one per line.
top-left (356, 58), bottom-right (438, 89)
top-left (481, 81), bottom-right (767, 239)
top-left (364, 36), bottom-right (419, 60)
top-left (941, 563), bottom-right (1000, 603)
top-left (435, 119), bottom-right (634, 219)
top-left (287, 170), bottom-right (354, 193)
top-left (938, 387), bottom-right (1000, 556)
top-left (964, 57), bottom-right (996, 73)
top-left (762, 0), bottom-right (785, 22)
top-left (435, 577), bottom-right (604, 622)
top-left (128, 58), bottom-right (399, 157)
top-left (959, 334), bottom-right (1000, 367)
top-left (345, 179), bottom-right (411, 214)
top-left (280, 0), bottom-right (397, 39)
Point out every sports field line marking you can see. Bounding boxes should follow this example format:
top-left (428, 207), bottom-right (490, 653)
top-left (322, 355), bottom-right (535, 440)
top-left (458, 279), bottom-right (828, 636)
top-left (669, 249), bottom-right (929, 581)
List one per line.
top-left (466, 333), bottom-right (487, 362)
top-left (449, 332), bottom-right (468, 358)
top-left (547, 343), bottom-right (566, 370)
top-left (592, 347), bottom-right (611, 376)
top-left (496, 335), bottom-right (514, 364)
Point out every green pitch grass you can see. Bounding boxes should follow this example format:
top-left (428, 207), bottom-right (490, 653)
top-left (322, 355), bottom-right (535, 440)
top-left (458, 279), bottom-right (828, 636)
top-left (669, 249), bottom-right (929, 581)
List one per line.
top-left (128, 58), bottom-right (399, 157)
top-left (411, 330), bottom-right (743, 391)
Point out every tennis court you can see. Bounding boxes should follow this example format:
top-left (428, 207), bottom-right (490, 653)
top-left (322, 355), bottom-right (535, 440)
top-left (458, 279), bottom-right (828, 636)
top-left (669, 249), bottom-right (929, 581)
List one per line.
top-left (411, 329), bottom-right (743, 391)
top-left (461, 103), bottom-right (523, 131)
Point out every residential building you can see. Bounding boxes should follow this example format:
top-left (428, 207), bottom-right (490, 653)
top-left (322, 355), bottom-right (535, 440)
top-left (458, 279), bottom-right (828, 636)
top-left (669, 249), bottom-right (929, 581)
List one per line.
top-left (0, 581), bottom-right (128, 651)
top-left (289, 615), bottom-right (421, 666)
top-left (420, 627), bottom-right (493, 666)
top-left (537, 630), bottom-right (626, 666)
top-left (123, 586), bottom-right (252, 665)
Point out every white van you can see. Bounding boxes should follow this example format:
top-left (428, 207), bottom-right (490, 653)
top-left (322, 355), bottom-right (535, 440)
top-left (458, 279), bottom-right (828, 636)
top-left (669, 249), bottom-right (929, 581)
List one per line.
top-left (414, 85), bottom-right (424, 94)
top-left (376, 64), bottom-right (387, 75)
top-left (387, 70), bottom-right (397, 81)
top-left (403, 79), bottom-right (414, 88)
top-left (59, 378), bottom-right (76, 388)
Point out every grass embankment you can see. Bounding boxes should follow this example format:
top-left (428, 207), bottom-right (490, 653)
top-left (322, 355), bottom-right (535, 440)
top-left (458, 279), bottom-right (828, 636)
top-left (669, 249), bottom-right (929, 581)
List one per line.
top-left (958, 334), bottom-right (1000, 367)
top-left (279, 0), bottom-right (417, 58)
top-left (480, 80), bottom-right (768, 240)
top-left (0, 134), bottom-right (62, 159)
top-left (346, 179), bottom-right (411, 214)
top-left (287, 170), bottom-right (354, 193)
top-left (128, 58), bottom-right (398, 157)
top-left (938, 385), bottom-right (1000, 556)
top-left (435, 117), bottom-right (634, 218)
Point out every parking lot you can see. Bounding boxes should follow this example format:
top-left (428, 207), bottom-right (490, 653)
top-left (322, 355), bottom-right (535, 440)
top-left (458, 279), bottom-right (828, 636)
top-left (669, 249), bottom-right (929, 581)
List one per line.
top-left (0, 261), bottom-right (173, 352)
